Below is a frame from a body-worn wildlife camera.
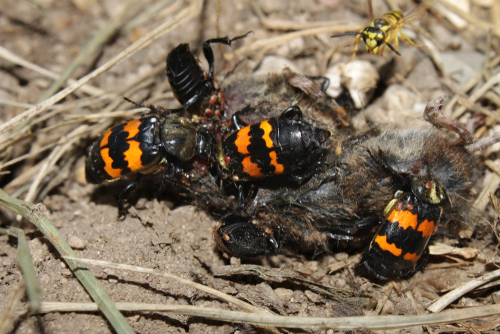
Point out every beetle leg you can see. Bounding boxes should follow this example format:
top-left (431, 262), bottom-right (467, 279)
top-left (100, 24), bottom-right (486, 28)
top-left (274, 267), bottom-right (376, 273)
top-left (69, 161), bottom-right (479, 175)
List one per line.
top-left (118, 174), bottom-right (142, 220)
top-left (203, 31), bottom-right (253, 78)
top-left (231, 109), bottom-right (250, 130)
top-left (279, 106), bottom-right (302, 121)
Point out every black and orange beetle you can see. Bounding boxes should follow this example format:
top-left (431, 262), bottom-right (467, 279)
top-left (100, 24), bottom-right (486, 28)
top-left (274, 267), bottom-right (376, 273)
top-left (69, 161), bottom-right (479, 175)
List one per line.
top-left (166, 32), bottom-right (251, 116)
top-left (217, 106), bottom-right (332, 183)
top-left (206, 96), bottom-right (496, 280)
top-left (85, 108), bottom-right (215, 218)
top-left (357, 178), bottom-right (443, 280)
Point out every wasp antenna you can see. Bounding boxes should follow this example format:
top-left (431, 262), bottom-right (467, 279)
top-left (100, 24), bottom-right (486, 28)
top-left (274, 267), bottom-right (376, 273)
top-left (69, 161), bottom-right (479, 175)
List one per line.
top-left (331, 32), bottom-right (361, 38)
top-left (386, 43), bottom-right (401, 56)
top-left (367, 0), bottom-right (374, 20)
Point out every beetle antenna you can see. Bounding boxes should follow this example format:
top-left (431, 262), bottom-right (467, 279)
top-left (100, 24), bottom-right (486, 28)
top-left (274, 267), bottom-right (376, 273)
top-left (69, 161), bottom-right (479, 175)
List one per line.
top-left (123, 97), bottom-right (160, 113)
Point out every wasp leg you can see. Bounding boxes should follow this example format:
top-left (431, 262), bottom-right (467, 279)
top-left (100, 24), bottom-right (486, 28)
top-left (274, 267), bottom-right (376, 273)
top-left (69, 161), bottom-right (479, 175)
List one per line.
top-left (349, 34), bottom-right (363, 61)
top-left (118, 174), bottom-right (142, 220)
top-left (214, 214), bottom-right (280, 259)
top-left (279, 106), bottom-right (302, 121)
top-left (423, 96), bottom-right (476, 145)
top-left (398, 28), bottom-right (423, 48)
top-left (203, 31), bottom-right (252, 78)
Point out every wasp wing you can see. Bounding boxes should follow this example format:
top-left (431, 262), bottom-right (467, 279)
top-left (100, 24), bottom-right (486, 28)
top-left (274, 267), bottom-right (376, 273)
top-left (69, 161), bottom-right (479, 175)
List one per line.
top-left (398, 3), bottom-right (428, 25)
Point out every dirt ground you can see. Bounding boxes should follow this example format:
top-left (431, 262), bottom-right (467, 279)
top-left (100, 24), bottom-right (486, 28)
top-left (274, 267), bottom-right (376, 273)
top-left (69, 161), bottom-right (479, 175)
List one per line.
top-left (1, 0), bottom-right (500, 333)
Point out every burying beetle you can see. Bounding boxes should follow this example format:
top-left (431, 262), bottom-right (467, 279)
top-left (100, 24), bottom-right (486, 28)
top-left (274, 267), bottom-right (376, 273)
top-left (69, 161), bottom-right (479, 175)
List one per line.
top-left (217, 106), bottom-right (332, 183)
top-left (166, 32), bottom-right (252, 116)
top-left (85, 100), bottom-right (215, 218)
top-left (212, 96), bottom-right (497, 280)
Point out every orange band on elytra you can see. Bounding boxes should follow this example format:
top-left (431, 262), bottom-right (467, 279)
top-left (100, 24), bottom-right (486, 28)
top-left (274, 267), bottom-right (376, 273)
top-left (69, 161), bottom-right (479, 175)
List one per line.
top-left (374, 235), bottom-right (402, 257)
top-left (123, 119), bottom-right (141, 139)
top-left (242, 156), bottom-right (264, 178)
top-left (387, 209), bottom-right (418, 230)
top-left (417, 219), bottom-right (435, 237)
top-left (403, 252), bottom-right (420, 262)
top-left (234, 127), bottom-right (252, 155)
top-left (100, 129), bottom-right (112, 147)
top-left (260, 121), bottom-right (274, 149)
top-left (100, 148), bottom-right (123, 179)
top-left (269, 151), bottom-right (285, 174)
top-left (123, 140), bottom-right (143, 172)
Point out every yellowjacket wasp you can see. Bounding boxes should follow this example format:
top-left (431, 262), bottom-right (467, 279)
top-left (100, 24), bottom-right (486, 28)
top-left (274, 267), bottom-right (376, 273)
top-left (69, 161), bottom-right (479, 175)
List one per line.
top-left (332, 0), bottom-right (427, 59)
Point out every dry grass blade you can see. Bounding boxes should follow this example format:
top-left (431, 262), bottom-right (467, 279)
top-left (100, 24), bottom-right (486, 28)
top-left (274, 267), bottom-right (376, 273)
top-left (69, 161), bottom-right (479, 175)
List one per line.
top-left (428, 269), bottom-right (500, 313)
top-left (0, 188), bottom-right (135, 334)
top-left (33, 300), bottom-right (500, 330)
top-left (63, 257), bottom-right (275, 316)
top-left (328, 253), bottom-right (362, 274)
top-left (64, 256), bottom-right (281, 334)
top-left (451, 71), bottom-right (500, 119)
top-left (0, 99), bottom-right (34, 109)
top-left (474, 168), bottom-right (500, 212)
top-left (65, 108), bottom-right (146, 120)
top-left (0, 143), bottom-right (57, 169)
top-left (0, 0), bottom-right (203, 135)
top-left (251, 0), bottom-right (347, 30)
top-left (434, 0), bottom-right (500, 37)
top-left (0, 282), bottom-right (25, 334)
top-left (370, 282), bottom-right (393, 316)
top-left (0, 46), bottom-right (104, 96)
top-left (24, 125), bottom-right (89, 203)
top-left (223, 24), bottom-right (365, 60)
top-left (0, 227), bottom-right (40, 311)
top-left (121, 0), bottom-right (177, 33)
top-left (37, 1), bottom-right (133, 103)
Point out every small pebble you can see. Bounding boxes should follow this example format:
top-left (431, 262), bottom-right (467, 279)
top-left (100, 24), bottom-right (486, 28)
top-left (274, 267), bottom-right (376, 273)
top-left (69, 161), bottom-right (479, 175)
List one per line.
top-left (306, 261), bottom-right (318, 272)
top-left (274, 288), bottom-right (294, 302)
top-left (305, 290), bottom-right (322, 303)
top-left (381, 299), bottom-right (394, 314)
top-left (68, 236), bottom-right (87, 250)
top-left (230, 257), bottom-right (241, 266)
